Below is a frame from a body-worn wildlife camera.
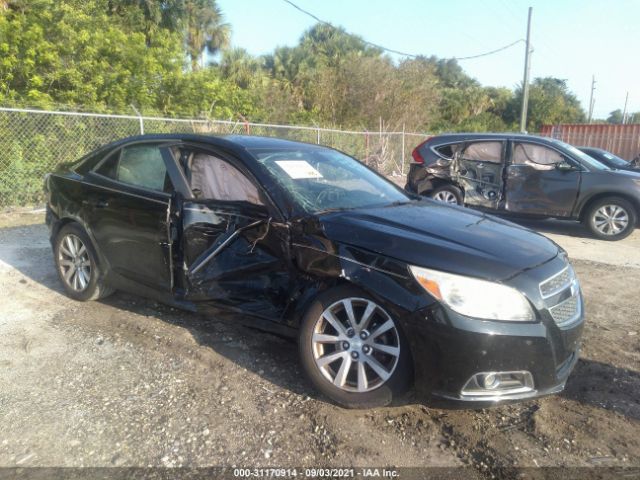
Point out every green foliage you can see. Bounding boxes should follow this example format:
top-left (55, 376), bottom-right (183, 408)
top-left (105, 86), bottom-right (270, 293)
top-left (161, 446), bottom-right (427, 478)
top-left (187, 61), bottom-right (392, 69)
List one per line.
top-left (0, 1), bottom-right (594, 206)
top-left (1, 1), bottom-right (588, 130)
top-left (607, 109), bottom-right (640, 124)
top-left (506, 78), bottom-right (586, 131)
top-left (184, 0), bottom-right (230, 70)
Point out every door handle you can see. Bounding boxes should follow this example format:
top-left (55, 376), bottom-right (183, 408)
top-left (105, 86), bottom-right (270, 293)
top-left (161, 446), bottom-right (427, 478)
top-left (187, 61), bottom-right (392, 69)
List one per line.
top-left (94, 199), bottom-right (109, 208)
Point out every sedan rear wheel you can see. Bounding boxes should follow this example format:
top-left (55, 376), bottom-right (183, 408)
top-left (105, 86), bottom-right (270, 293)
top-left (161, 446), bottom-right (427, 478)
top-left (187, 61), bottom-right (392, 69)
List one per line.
top-left (58, 234), bottom-right (91, 292)
top-left (299, 287), bottom-right (411, 408)
top-left (54, 223), bottom-right (114, 301)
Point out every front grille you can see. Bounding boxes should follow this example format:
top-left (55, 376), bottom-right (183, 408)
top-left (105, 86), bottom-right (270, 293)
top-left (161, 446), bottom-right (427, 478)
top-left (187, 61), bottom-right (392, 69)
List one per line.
top-left (541, 266), bottom-right (582, 329)
top-left (539, 267), bottom-right (572, 298)
top-left (549, 293), bottom-right (581, 327)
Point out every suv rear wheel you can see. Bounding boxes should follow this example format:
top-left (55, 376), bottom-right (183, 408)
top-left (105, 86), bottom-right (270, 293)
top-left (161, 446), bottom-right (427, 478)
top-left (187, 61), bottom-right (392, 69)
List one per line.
top-left (584, 197), bottom-right (636, 241)
top-left (430, 185), bottom-right (463, 205)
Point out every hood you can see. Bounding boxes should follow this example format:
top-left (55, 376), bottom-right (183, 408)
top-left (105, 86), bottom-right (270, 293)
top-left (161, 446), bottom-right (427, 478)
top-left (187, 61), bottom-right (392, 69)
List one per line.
top-left (607, 168), bottom-right (640, 178)
top-left (320, 200), bottom-right (560, 282)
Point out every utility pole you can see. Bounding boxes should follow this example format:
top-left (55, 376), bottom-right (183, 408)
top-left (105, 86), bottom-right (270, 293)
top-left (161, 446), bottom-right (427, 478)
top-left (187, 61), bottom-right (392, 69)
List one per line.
top-left (622, 92), bottom-right (629, 124)
top-left (519, 7), bottom-right (533, 133)
top-left (587, 76), bottom-right (596, 123)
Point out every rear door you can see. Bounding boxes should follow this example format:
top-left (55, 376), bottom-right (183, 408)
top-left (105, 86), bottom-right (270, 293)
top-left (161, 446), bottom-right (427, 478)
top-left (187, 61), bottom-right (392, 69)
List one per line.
top-left (85, 142), bottom-right (175, 291)
top-left (453, 140), bottom-right (505, 209)
top-left (178, 146), bottom-right (292, 321)
top-left (505, 141), bottom-right (581, 217)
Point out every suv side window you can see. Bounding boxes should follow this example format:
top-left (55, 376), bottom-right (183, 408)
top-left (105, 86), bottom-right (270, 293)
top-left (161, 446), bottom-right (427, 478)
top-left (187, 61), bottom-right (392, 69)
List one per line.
top-left (461, 142), bottom-right (502, 163)
top-left (95, 145), bottom-right (172, 193)
top-left (513, 143), bottom-right (563, 170)
top-left (434, 143), bottom-right (463, 160)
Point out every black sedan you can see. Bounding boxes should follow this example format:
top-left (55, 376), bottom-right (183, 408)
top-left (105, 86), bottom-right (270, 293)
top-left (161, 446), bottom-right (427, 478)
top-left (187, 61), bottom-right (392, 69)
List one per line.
top-left (45, 134), bottom-right (584, 408)
top-left (579, 146), bottom-right (639, 172)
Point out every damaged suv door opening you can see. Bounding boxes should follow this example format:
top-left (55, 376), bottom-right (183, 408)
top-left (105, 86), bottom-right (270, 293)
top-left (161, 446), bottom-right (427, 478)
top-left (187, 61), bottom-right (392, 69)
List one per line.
top-left (46, 134), bottom-right (584, 409)
top-left (406, 133), bottom-right (640, 241)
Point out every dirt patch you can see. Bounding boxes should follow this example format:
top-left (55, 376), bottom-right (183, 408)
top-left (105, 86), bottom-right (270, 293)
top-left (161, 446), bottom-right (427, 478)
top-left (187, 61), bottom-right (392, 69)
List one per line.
top-left (0, 214), bottom-right (638, 476)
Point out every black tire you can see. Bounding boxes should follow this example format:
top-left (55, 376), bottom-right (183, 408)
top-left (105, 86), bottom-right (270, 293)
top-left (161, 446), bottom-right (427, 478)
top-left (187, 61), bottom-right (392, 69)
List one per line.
top-left (583, 196), bottom-right (637, 241)
top-left (53, 223), bottom-right (114, 301)
top-left (429, 184), bottom-right (463, 205)
top-left (299, 286), bottom-right (412, 409)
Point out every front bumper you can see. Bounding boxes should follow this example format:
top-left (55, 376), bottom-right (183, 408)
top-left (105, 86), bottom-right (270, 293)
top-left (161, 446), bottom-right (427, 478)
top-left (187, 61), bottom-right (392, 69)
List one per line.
top-left (401, 256), bottom-right (584, 407)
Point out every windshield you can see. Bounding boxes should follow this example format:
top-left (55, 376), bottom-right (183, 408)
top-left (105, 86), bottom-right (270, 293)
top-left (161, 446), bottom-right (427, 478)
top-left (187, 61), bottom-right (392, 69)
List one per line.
top-left (549, 139), bottom-right (611, 171)
top-left (595, 150), bottom-right (629, 168)
top-left (251, 147), bottom-right (410, 213)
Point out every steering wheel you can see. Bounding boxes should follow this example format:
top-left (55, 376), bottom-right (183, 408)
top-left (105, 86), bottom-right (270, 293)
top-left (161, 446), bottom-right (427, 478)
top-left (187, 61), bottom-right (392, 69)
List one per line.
top-left (316, 188), bottom-right (345, 207)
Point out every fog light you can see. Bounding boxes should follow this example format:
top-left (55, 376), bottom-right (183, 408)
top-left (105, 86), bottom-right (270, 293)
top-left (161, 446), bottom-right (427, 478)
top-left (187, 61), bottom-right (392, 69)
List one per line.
top-left (461, 371), bottom-right (534, 397)
top-left (482, 373), bottom-right (499, 389)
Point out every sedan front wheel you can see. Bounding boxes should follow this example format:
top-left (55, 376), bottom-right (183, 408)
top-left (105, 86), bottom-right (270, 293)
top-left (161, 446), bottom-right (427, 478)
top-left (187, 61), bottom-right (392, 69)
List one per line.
top-left (299, 287), bottom-right (412, 408)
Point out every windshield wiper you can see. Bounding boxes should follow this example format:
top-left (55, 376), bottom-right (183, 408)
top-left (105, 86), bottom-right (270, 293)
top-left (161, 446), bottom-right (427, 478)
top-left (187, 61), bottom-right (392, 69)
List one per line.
top-left (315, 207), bottom-right (352, 215)
top-left (383, 200), bottom-right (413, 208)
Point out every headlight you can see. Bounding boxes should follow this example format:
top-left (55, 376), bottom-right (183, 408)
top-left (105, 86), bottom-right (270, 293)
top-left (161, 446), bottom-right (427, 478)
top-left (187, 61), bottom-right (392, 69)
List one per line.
top-left (409, 266), bottom-right (535, 321)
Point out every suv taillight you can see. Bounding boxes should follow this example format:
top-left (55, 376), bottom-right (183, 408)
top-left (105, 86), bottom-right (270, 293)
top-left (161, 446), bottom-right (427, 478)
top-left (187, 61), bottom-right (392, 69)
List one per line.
top-left (411, 148), bottom-right (424, 164)
top-left (411, 136), bottom-right (433, 164)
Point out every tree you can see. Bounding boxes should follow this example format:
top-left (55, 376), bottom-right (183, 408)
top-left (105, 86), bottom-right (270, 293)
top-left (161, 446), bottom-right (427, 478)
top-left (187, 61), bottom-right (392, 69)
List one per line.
top-left (607, 109), bottom-right (640, 124)
top-left (106, 0), bottom-right (185, 45)
top-left (607, 109), bottom-right (624, 124)
top-left (506, 77), bottom-right (586, 131)
top-left (220, 47), bottom-right (263, 89)
top-left (184, 0), bottom-right (230, 70)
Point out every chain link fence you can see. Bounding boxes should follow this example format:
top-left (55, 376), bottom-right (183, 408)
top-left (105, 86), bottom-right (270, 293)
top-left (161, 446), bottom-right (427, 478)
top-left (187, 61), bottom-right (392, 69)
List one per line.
top-left (0, 107), bottom-right (429, 207)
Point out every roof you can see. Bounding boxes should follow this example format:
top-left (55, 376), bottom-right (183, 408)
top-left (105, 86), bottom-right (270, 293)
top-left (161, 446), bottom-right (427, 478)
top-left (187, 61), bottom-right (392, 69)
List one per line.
top-left (427, 132), bottom-right (552, 142)
top-left (222, 135), bottom-right (322, 149)
top-left (104, 133), bottom-right (324, 151)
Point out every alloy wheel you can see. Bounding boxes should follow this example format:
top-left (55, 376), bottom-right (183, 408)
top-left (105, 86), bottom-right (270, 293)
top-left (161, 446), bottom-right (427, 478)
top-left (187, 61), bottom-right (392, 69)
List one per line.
top-left (593, 204), bottom-right (629, 236)
top-left (433, 190), bottom-right (458, 204)
top-left (58, 234), bottom-right (92, 292)
top-left (311, 298), bottom-right (400, 393)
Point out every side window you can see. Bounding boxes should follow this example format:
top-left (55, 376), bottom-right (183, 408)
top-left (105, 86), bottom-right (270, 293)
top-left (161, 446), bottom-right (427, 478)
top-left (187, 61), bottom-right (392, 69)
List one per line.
top-left (513, 143), bottom-right (563, 170)
top-left (434, 143), bottom-right (463, 160)
top-left (189, 152), bottom-right (263, 205)
top-left (95, 151), bottom-right (119, 179)
top-left (118, 145), bottom-right (170, 192)
top-left (461, 142), bottom-right (502, 163)
top-left (94, 145), bottom-right (172, 192)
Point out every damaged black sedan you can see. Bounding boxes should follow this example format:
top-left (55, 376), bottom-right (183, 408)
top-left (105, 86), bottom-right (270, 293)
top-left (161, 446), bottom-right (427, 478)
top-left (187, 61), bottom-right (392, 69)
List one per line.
top-left (46, 135), bottom-right (584, 408)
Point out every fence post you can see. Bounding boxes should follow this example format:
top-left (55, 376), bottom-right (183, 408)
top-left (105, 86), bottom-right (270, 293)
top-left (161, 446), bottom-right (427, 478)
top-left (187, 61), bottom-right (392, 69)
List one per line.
top-left (130, 104), bottom-right (144, 134)
top-left (317, 127), bottom-right (321, 145)
top-left (401, 123), bottom-right (406, 176)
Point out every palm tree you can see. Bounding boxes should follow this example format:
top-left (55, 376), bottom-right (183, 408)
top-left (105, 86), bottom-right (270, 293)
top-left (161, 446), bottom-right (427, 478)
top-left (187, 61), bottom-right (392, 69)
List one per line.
top-left (106, 1), bottom-right (184, 46)
top-left (184, 0), bottom-right (230, 71)
top-left (220, 47), bottom-right (262, 88)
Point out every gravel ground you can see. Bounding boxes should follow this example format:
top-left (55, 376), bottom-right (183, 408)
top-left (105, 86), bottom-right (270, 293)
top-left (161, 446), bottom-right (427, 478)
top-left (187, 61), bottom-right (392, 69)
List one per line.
top-left (0, 211), bottom-right (639, 477)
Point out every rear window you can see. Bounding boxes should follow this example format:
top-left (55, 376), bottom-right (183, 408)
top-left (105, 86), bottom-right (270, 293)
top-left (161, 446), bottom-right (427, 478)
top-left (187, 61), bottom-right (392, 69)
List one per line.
top-left (73, 148), bottom-right (110, 174)
top-left (433, 143), bottom-right (463, 160)
top-left (94, 144), bottom-right (172, 193)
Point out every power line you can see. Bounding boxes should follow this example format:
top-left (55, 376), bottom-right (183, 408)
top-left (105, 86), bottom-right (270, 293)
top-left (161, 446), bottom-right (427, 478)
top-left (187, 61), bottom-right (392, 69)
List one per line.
top-left (282, 0), bottom-right (524, 61)
top-left (455, 39), bottom-right (525, 60)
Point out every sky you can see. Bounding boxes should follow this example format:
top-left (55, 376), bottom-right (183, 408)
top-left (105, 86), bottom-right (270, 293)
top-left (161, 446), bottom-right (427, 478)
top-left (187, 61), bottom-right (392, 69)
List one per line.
top-left (216, 0), bottom-right (640, 120)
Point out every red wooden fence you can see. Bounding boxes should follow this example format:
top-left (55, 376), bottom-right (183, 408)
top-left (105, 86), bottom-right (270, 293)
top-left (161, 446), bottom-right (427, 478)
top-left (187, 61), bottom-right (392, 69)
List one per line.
top-left (540, 124), bottom-right (640, 161)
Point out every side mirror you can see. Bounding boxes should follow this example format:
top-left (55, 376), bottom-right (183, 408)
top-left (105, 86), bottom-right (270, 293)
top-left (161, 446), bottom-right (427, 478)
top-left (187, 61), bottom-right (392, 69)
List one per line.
top-left (555, 161), bottom-right (575, 172)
